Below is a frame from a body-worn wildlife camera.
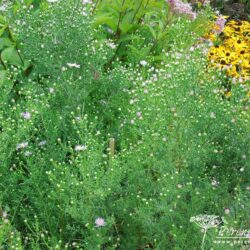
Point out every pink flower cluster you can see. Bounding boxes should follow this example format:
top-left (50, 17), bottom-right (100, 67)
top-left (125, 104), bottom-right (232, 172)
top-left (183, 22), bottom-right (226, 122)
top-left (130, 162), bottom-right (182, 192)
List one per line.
top-left (167, 0), bottom-right (197, 20)
top-left (213, 16), bottom-right (227, 34)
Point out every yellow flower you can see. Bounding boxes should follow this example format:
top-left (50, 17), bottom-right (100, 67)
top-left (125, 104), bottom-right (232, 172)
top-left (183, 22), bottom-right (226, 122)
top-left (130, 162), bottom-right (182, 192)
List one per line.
top-left (207, 19), bottom-right (250, 82)
top-left (225, 91), bottom-right (232, 97)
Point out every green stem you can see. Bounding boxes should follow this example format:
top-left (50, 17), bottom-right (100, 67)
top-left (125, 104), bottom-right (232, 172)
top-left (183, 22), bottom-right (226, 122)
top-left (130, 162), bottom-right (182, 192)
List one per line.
top-left (201, 228), bottom-right (207, 250)
top-left (115, 0), bottom-right (126, 38)
top-left (148, 15), bottom-right (172, 55)
top-left (92, 0), bottom-right (100, 14)
top-left (131, 0), bottom-right (144, 24)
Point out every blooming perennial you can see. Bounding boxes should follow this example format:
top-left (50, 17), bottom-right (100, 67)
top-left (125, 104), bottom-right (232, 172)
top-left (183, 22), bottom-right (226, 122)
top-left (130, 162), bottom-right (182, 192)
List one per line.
top-left (67, 63), bottom-right (80, 68)
top-left (95, 217), bottom-right (106, 227)
top-left (21, 111), bottom-right (31, 120)
top-left (75, 145), bottom-right (87, 151)
top-left (167, 0), bottom-right (197, 20)
top-left (208, 20), bottom-right (250, 82)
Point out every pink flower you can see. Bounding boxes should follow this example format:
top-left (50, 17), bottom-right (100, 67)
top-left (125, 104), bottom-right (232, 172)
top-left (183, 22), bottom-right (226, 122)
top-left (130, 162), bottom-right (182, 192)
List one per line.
top-left (21, 111), bottom-right (31, 120)
top-left (95, 217), bottom-right (106, 227)
top-left (213, 16), bottom-right (227, 34)
top-left (167, 0), bottom-right (197, 20)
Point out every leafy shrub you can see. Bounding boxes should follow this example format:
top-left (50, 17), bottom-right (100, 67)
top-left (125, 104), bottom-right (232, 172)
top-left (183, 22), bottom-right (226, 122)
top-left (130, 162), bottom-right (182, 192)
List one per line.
top-left (93, 0), bottom-right (212, 65)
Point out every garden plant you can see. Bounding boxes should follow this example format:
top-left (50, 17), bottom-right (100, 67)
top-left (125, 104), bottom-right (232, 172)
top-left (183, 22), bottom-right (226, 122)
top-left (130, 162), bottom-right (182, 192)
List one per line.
top-left (0, 0), bottom-right (249, 249)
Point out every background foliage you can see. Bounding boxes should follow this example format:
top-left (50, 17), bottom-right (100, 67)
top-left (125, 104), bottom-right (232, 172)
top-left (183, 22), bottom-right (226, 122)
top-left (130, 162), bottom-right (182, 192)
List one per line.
top-left (0, 0), bottom-right (249, 249)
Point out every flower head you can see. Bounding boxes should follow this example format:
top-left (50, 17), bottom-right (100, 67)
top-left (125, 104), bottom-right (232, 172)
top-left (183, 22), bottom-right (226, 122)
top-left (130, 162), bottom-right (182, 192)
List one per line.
top-left (38, 140), bottom-right (47, 147)
top-left (2, 211), bottom-right (7, 218)
top-left (75, 145), bottom-right (87, 151)
top-left (167, 0), bottom-right (197, 20)
top-left (213, 16), bottom-right (227, 34)
top-left (16, 142), bottom-right (28, 150)
top-left (21, 111), bottom-right (31, 120)
top-left (95, 217), bottom-right (106, 227)
top-left (67, 63), bottom-right (80, 68)
top-left (140, 60), bottom-right (148, 66)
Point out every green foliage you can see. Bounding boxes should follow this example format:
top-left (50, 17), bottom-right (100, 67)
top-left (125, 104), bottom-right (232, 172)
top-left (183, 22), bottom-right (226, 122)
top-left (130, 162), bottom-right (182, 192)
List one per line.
top-left (0, 0), bottom-right (249, 249)
top-left (93, 0), bottom-right (212, 65)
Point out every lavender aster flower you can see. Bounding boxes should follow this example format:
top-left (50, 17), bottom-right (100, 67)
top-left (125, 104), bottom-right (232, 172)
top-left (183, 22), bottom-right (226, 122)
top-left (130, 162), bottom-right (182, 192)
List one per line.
top-left (213, 16), bottom-right (227, 34)
top-left (21, 111), bottom-right (31, 120)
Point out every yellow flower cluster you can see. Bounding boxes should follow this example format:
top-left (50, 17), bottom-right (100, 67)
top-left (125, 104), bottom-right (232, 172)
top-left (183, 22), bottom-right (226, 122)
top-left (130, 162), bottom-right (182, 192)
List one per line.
top-left (208, 20), bottom-right (250, 83)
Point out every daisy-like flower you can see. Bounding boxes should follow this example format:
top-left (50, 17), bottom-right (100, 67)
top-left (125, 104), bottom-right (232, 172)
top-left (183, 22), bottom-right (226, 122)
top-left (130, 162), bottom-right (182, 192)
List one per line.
top-left (75, 145), bottom-right (87, 151)
top-left (140, 60), bottom-right (147, 66)
top-left (211, 179), bottom-right (219, 186)
top-left (24, 151), bottom-right (32, 157)
top-left (82, 0), bottom-right (92, 5)
top-left (2, 211), bottom-right (7, 218)
top-left (210, 112), bottom-right (216, 119)
top-left (16, 142), bottom-right (28, 150)
top-left (38, 140), bottom-right (47, 147)
top-left (67, 63), bottom-right (80, 68)
top-left (95, 217), bottom-right (106, 227)
top-left (49, 87), bottom-right (54, 93)
top-left (21, 111), bottom-right (31, 120)
top-left (0, 5), bottom-right (6, 11)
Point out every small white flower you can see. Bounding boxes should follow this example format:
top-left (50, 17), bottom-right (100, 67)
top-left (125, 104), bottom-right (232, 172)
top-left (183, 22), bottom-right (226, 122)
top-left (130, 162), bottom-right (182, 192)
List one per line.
top-left (190, 46), bottom-right (195, 52)
top-left (211, 179), bottom-right (219, 186)
top-left (140, 60), bottom-right (147, 66)
top-left (75, 116), bottom-right (81, 122)
top-left (67, 63), bottom-right (80, 68)
top-left (38, 140), bottom-right (47, 147)
top-left (75, 145), bottom-right (87, 151)
top-left (2, 211), bottom-right (7, 218)
top-left (24, 151), bottom-right (32, 157)
top-left (106, 42), bottom-right (116, 49)
top-left (210, 112), bottom-right (216, 119)
top-left (16, 142), bottom-right (28, 150)
top-left (49, 88), bottom-right (54, 93)
top-left (82, 0), bottom-right (92, 4)
top-left (0, 5), bottom-right (6, 11)
top-left (47, 0), bottom-right (58, 3)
